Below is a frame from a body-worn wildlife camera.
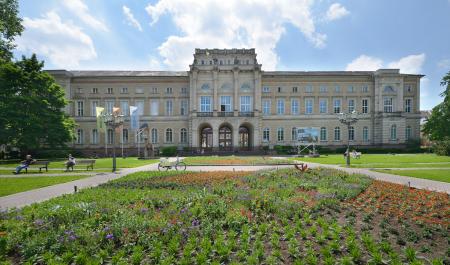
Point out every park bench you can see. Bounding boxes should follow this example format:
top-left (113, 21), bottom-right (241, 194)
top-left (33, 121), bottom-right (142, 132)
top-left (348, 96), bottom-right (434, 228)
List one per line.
top-left (25, 161), bottom-right (50, 173)
top-left (66, 159), bottom-right (96, 171)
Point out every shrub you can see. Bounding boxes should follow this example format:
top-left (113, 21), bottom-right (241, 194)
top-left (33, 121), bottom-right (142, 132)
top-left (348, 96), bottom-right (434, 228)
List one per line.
top-left (432, 137), bottom-right (450, 156)
top-left (161, 146), bottom-right (178, 157)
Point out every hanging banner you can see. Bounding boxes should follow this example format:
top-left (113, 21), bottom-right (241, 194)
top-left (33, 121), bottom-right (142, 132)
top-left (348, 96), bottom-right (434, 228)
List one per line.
top-left (130, 106), bottom-right (139, 130)
top-left (113, 107), bottom-right (120, 115)
top-left (96, 107), bottom-right (105, 133)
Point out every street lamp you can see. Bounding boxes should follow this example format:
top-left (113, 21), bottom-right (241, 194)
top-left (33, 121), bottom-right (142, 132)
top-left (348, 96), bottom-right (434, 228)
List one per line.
top-left (338, 110), bottom-right (359, 167)
top-left (102, 112), bottom-right (124, 172)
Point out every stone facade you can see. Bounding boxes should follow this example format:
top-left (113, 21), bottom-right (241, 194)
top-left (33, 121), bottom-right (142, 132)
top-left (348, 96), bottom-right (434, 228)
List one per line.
top-left (48, 48), bottom-right (423, 155)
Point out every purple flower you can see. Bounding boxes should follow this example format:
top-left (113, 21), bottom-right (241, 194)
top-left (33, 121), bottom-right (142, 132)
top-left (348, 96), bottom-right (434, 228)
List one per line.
top-left (140, 207), bottom-right (149, 214)
top-left (68, 235), bottom-right (77, 241)
top-left (191, 219), bottom-right (200, 227)
top-left (33, 219), bottom-right (44, 226)
top-left (15, 215), bottom-right (24, 221)
top-left (180, 207), bottom-right (188, 214)
top-left (103, 226), bottom-right (110, 232)
top-left (105, 233), bottom-right (114, 240)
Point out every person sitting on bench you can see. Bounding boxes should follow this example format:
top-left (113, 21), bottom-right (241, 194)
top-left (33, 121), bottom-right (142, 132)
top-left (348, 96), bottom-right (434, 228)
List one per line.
top-left (65, 154), bottom-right (76, 171)
top-left (13, 155), bottom-right (35, 174)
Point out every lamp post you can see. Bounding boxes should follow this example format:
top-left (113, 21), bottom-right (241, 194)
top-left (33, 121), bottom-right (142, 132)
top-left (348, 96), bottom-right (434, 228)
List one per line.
top-left (338, 111), bottom-right (359, 167)
top-left (102, 112), bottom-right (124, 172)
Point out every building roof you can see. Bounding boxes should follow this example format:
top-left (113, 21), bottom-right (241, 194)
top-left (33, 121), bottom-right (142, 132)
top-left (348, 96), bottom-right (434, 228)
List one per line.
top-left (46, 70), bottom-right (188, 77)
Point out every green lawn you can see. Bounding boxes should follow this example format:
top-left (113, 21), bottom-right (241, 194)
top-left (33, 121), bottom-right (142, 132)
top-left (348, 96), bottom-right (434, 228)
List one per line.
top-left (0, 175), bottom-right (89, 197)
top-left (0, 157), bottom-right (158, 170)
top-left (183, 155), bottom-right (292, 165)
top-left (374, 169), bottom-right (450, 183)
top-left (294, 154), bottom-right (450, 168)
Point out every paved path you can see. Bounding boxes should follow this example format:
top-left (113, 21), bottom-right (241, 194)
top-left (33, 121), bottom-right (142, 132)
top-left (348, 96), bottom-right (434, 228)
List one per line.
top-left (0, 161), bottom-right (161, 210)
top-left (0, 172), bottom-right (97, 178)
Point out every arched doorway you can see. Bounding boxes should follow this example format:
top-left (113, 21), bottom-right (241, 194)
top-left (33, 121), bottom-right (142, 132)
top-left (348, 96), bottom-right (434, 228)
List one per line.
top-left (200, 126), bottom-right (213, 151)
top-left (219, 125), bottom-right (232, 151)
top-left (239, 125), bottom-right (251, 150)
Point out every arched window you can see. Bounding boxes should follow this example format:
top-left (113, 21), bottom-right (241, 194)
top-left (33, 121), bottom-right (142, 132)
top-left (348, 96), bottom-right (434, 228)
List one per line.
top-left (180, 128), bottom-right (188, 143)
top-left (76, 129), bottom-right (84, 144)
top-left (165, 128), bottom-right (173, 143)
top-left (263, 128), bottom-right (270, 142)
top-left (405, 126), bottom-right (412, 141)
top-left (363, 127), bottom-right (369, 142)
top-left (348, 126), bottom-right (355, 141)
top-left (277, 127), bottom-right (284, 142)
top-left (390, 125), bottom-right (397, 140)
top-left (334, 127), bottom-right (341, 141)
top-left (151, 128), bottom-right (158, 144)
top-left (320, 127), bottom-right (327, 141)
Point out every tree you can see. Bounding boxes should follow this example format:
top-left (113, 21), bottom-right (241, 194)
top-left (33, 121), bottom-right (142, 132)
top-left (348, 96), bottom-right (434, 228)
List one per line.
top-left (0, 0), bottom-right (24, 61)
top-left (0, 54), bottom-right (75, 152)
top-left (422, 71), bottom-right (450, 155)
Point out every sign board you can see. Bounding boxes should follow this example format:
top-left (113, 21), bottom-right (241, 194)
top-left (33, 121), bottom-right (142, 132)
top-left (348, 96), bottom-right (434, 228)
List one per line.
top-left (296, 127), bottom-right (319, 143)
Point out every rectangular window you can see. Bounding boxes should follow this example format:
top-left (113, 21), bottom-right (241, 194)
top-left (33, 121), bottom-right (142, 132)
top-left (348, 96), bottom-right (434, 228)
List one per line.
top-left (348, 99), bottom-right (355, 112)
top-left (320, 85), bottom-right (327, 93)
top-left (362, 99), bottom-right (369, 114)
top-left (150, 100), bottom-right (159, 116)
top-left (405, 99), bottom-right (412, 113)
top-left (319, 99), bottom-right (327, 113)
top-left (335, 85), bottom-right (341, 92)
top-left (305, 85), bottom-right (313, 93)
top-left (405, 85), bottom-right (412, 93)
top-left (105, 100), bottom-right (114, 114)
top-left (277, 128), bottom-right (284, 141)
top-left (263, 86), bottom-right (270, 93)
top-left (151, 87), bottom-right (158, 94)
top-left (92, 87), bottom-right (98, 94)
top-left (76, 101), bottom-right (84, 116)
top-left (76, 129), bottom-right (84, 144)
top-left (363, 127), bottom-right (369, 142)
top-left (107, 129), bottom-right (114, 144)
top-left (120, 100), bottom-right (129, 116)
top-left (166, 87), bottom-right (172, 94)
top-left (348, 126), bottom-right (355, 141)
top-left (291, 99), bottom-right (299, 115)
top-left (406, 126), bottom-right (412, 140)
top-left (181, 87), bottom-right (188, 94)
top-left (91, 129), bottom-right (98, 144)
top-left (384, 97), bottom-right (394, 112)
top-left (305, 99), bottom-right (313, 114)
top-left (347, 85), bottom-right (354, 93)
top-left (240, 96), bottom-right (251, 112)
top-left (334, 127), bottom-right (341, 141)
top-left (292, 128), bottom-right (297, 141)
top-left (107, 87), bottom-right (113, 94)
top-left (277, 87), bottom-right (282, 93)
top-left (362, 85), bottom-right (369, 92)
top-left (292, 87), bottom-right (298, 93)
top-left (220, 96), bottom-right (232, 112)
top-left (180, 100), bottom-right (188, 116)
top-left (320, 127), bottom-right (327, 141)
top-left (263, 128), bottom-right (270, 141)
top-left (165, 100), bottom-right (173, 116)
top-left (120, 87), bottom-right (128, 94)
top-left (180, 128), bottom-right (188, 143)
top-left (122, 129), bottom-right (129, 144)
top-left (277, 99), bottom-right (285, 115)
top-left (91, 101), bottom-right (98, 116)
top-left (200, 96), bottom-right (212, 112)
top-left (135, 87), bottom-right (144, 94)
top-left (135, 100), bottom-right (144, 115)
top-left (333, 99), bottom-right (341, 113)
top-left (263, 100), bottom-right (271, 115)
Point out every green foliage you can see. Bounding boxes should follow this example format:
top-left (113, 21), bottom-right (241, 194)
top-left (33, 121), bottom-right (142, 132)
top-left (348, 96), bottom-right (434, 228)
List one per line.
top-left (423, 71), bottom-right (450, 148)
top-left (0, 55), bottom-right (75, 152)
top-left (0, 0), bottom-right (23, 60)
top-left (160, 146), bottom-right (178, 157)
top-left (274, 145), bottom-right (296, 154)
top-left (432, 137), bottom-right (450, 156)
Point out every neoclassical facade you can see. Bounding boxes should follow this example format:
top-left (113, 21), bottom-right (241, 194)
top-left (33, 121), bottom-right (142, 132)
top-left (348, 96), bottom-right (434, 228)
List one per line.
top-left (49, 48), bottom-right (423, 154)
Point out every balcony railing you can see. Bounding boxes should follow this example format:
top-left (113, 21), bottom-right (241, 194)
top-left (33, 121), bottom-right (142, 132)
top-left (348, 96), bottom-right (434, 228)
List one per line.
top-left (218, 111), bottom-right (234, 117)
top-left (238, 111), bottom-right (254, 117)
top-left (197, 112), bottom-right (213, 117)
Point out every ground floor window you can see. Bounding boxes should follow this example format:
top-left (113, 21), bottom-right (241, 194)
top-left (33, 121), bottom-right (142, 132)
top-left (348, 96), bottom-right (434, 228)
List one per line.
top-left (151, 128), bottom-right (158, 144)
top-left (348, 126), bottom-right (355, 141)
top-left (390, 125), bottom-right (397, 140)
top-left (363, 127), bottom-right (369, 142)
top-left (180, 128), bottom-right (188, 143)
top-left (76, 129), bottom-right (84, 144)
top-left (122, 129), bottom-right (128, 143)
top-left (405, 126), bottom-right (411, 141)
top-left (107, 129), bottom-right (114, 144)
top-left (201, 127), bottom-right (213, 149)
top-left (334, 127), bottom-right (340, 141)
top-left (165, 128), bottom-right (173, 143)
top-left (320, 127), bottom-right (327, 141)
top-left (263, 128), bottom-right (270, 142)
top-left (91, 129), bottom-right (98, 144)
top-left (277, 127), bottom-right (284, 141)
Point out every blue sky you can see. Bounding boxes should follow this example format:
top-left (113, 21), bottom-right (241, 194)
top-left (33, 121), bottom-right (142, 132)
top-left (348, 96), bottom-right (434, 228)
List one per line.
top-left (14, 0), bottom-right (450, 110)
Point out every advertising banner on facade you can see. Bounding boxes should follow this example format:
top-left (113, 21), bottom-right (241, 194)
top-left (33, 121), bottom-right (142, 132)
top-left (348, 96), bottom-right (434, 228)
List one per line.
top-left (95, 107), bottom-right (105, 133)
top-left (130, 106), bottom-right (139, 130)
top-left (296, 127), bottom-right (319, 143)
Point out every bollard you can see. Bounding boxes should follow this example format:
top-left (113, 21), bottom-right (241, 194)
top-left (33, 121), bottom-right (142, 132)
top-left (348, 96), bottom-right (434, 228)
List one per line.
top-left (74, 185), bottom-right (78, 193)
top-left (408, 181), bottom-right (411, 188)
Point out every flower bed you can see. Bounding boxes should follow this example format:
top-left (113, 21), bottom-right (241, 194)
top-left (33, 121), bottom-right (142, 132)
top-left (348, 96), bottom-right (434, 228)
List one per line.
top-left (182, 155), bottom-right (293, 165)
top-left (0, 168), bottom-right (448, 264)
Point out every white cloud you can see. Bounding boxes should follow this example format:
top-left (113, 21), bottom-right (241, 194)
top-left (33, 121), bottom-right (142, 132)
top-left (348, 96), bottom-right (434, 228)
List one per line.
top-left (16, 11), bottom-right (97, 68)
top-left (123, 6), bottom-right (143, 32)
top-left (62, 0), bottom-right (108, 32)
top-left (388, 53), bottom-right (425, 74)
top-left (345, 55), bottom-right (383, 71)
top-left (346, 53), bottom-right (426, 74)
top-left (437, 58), bottom-right (450, 69)
top-left (149, 56), bottom-right (163, 70)
top-left (325, 3), bottom-right (350, 21)
top-left (145, 0), bottom-right (326, 70)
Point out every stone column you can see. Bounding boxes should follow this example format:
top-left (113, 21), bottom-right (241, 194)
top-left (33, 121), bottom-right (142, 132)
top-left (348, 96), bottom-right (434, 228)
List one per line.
top-left (233, 125), bottom-right (239, 148)
top-left (254, 69), bottom-right (261, 113)
top-left (191, 70), bottom-right (198, 112)
top-left (213, 127), bottom-right (219, 149)
top-left (233, 68), bottom-right (239, 112)
top-left (213, 70), bottom-right (218, 112)
top-left (397, 79), bottom-right (404, 112)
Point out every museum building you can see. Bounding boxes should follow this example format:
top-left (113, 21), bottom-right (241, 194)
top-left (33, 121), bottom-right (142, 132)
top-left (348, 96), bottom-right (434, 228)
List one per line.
top-left (48, 48), bottom-right (423, 155)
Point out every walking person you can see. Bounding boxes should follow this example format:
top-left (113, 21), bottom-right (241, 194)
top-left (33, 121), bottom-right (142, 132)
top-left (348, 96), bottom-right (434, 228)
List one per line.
top-left (13, 155), bottom-right (35, 174)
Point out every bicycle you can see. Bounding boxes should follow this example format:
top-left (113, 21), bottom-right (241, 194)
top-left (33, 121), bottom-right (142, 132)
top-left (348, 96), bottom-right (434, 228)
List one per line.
top-left (158, 156), bottom-right (187, 171)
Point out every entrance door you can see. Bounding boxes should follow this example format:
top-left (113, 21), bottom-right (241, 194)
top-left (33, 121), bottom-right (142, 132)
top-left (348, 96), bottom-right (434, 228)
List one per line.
top-left (239, 126), bottom-right (250, 150)
top-left (200, 127), bottom-right (213, 151)
top-left (219, 126), bottom-right (232, 150)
